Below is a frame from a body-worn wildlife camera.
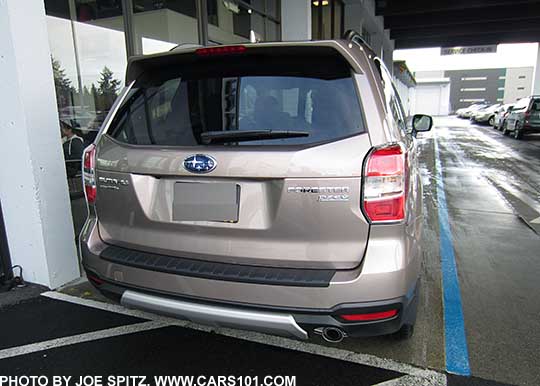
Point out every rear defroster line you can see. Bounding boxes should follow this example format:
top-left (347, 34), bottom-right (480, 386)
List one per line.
top-left (433, 133), bottom-right (471, 376)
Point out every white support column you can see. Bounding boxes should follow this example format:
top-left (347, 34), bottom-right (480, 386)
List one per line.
top-left (281, 0), bottom-right (311, 41)
top-left (532, 43), bottom-right (540, 95)
top-left (0, 0), bottom-right (80, 288)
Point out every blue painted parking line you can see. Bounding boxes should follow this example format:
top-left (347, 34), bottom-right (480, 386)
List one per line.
top-left (433, 134), bottom-right (471, 376)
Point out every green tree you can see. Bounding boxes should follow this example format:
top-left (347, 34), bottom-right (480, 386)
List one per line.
top-left (51, 56), bottom-right (75, 109)
top-left (90, 83), bottom-right (99, 110)
top-left (82, 85), bottom-right (92, 107)
top-left (96, 66), bottom-right (121, 111)
top-left (98, 67), bottom-right (120, 94)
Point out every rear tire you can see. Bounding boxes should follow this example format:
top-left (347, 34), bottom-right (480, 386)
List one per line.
top-left (514, 122), bottom-right (523, 140)
top-left (394, 324), bottom-right (415, 340)
top-left (502, 122), bottom-right (510, 136)
top-left (488, 116), bottom-right (495, 126)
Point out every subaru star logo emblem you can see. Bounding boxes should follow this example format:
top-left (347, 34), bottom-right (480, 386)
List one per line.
top-left (183, 154), bottom-right (217, 174)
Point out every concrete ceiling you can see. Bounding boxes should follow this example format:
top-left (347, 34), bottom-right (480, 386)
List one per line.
top-left (376, 0), bottom-right (540, 48)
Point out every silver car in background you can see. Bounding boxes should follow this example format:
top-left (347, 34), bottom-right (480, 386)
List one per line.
top-left (80, 31), bottom-right (432, 343)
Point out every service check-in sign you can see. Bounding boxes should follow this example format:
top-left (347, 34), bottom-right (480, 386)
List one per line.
top-left (441, 45), bottom-right (497, 55)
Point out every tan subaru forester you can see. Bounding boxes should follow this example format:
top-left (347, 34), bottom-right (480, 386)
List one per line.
top-left (80, 30), bottom-right (432, 343)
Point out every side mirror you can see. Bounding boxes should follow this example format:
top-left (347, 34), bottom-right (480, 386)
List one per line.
top-left (412, 114), bottom-right (433, 136)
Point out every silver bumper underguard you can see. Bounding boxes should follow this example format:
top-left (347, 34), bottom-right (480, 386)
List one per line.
top-left (121, 290), bottom-right (309, 340)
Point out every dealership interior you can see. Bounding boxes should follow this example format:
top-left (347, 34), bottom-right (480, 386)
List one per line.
top-left (1, 1), bottom-right (540, 385)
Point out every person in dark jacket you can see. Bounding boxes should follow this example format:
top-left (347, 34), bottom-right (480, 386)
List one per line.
top-left (60, 120), bottom-right (85, 178)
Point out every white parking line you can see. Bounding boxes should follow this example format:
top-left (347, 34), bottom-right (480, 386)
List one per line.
top-left (42, 291), bottom-right (446, 385)
top-left (0, 321), bottom-right (167, 360)
top-left (372, 375), bottom-right (439, 386)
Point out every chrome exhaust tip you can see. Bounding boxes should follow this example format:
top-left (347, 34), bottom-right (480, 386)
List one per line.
top-left (314, 327), bottom-right (346, 343)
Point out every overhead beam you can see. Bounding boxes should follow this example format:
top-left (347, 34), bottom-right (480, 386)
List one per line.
top-left (390, 19), bottom-right (540, 40)
top-left (383, 3), bottom-right (540, 29)
top-left (377, 0), bottom-right (540, 16)
top-left (394, 30), bottom-right (540, 49)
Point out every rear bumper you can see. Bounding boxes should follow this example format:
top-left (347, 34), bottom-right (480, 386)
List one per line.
top-left (85, 267), bottom-right (419, 339)
top-left (80, 215), bottom-right (421, 338)
top-left (522, 123), bottom-right (540, 133)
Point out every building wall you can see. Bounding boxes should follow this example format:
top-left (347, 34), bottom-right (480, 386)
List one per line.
top-left (393, 78), bottom-right (413, 116)
top-left (444, 68), bottom-right (506, 112)
top-left (414, 70), bottom-right (445, 80)
top-left (413, 82), bottom-right (450, 116)
top-left (504, 67), bottom-right (534, 103)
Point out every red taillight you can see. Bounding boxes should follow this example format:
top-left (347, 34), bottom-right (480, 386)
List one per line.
top-left (83, 144), bottom-right (96, 204)
top-left (87, 274), bottom-right (104, 286)
top-left (363, 144), bottom-right (406, 222)
top-left (195, 45), bottom-right (246, 56)
top-left (340, 309), bottom-right (398, 322)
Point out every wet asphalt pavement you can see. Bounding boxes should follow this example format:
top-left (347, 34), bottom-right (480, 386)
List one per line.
top-left (1, 116), bottom-right (539, 385)
top-left (419, 117), bottom-right (540, 385)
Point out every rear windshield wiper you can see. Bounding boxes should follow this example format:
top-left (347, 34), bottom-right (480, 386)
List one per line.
top-left (200, 130), bottom-right (309, 145)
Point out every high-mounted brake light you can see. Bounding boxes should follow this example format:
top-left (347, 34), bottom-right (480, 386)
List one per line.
top-left (83, 144), bottom-right (96, 204)
top-left (195, 45), bottom-right (247, 56)
top-left (339, 309), bottom-right (398, 322)
top-left (362, 144), bottom-right (407, 222)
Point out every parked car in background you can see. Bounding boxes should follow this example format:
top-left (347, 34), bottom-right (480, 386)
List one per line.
top-left (493, 104), bottom-right (514, 130)
top-left (80, 33), bottom-right (433, 343)
top-left (471, 103), bottom-right (501, 125)
top-left (503, 96), bottom-right (540, 139)
top-left (80, 111), bottom-right (108, 146)
top-left (456, 102), bottom-right (489, 118)
top-left (59, 106), bottom-right (96, 129)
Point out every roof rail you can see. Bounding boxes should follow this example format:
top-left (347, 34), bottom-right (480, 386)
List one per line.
top-left (342, 29), bottom-right (375, 53)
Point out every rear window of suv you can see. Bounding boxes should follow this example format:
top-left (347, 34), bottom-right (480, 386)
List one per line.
top-left (107, 53), bottom-right (365, 146)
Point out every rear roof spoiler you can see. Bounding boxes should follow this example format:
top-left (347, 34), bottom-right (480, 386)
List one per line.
top-left (125, 41), bottom-right (365, 85)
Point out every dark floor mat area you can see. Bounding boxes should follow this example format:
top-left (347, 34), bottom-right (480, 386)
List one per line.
top-left (0, 325), bottom-right (403, 386)
top-left (0, 296), bottom-right (145, 350)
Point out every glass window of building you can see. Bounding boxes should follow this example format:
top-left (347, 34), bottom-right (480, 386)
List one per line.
top-left (45, 0), bottom-right (128, 240)
top-left (312, 0), bottom-right (344, 40)
top-left (131, 0), bottom-right (199, 54)
top-left (209, 0), bottom-right (280, 44)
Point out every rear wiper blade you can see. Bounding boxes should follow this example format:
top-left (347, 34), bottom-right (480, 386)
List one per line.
top-left (200, 130), bottom-right (309, 144)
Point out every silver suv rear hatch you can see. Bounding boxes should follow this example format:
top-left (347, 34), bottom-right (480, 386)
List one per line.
top-left (95, 44), bottom-right (372, 270)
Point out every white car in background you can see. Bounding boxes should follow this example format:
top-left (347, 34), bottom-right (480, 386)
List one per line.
top-left (456, 103), bottom-right (489, 118)
top-left (493, 104), bottom-right (514, 130)
top-left (471, 104), bottom-right (501, 125)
